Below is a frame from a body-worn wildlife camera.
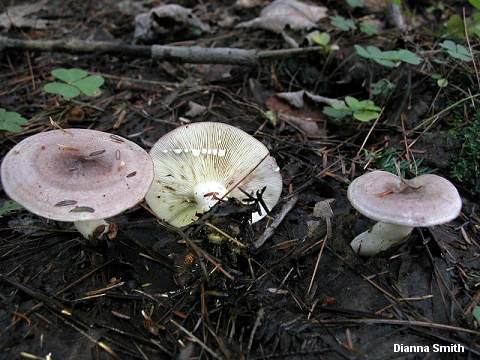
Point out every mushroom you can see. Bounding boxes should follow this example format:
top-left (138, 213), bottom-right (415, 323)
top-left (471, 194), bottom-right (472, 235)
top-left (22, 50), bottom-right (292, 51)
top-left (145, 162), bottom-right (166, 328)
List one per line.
top-left (145, 122), bottom-right (282, 227)
top-left (0, 129), bottom-right (153, 240)
top-left (348, 170), bottom-right (462, 256)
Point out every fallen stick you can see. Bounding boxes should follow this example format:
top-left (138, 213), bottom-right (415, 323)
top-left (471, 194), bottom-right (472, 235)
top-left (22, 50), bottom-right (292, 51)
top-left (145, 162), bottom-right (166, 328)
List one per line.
top-left (0, 36), bottom-right (323, 65)
top-left (253, 194), bottom-right (298, 249)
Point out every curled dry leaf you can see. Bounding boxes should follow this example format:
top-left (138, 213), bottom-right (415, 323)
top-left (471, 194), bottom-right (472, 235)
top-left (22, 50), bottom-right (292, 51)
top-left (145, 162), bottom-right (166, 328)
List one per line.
top-left (235, 0), bottom-right (268, 8)
top-left (0, 1), bottom-right (52, 30)
top-left (236, 0), bottom-right (327, 33)
top-left (265, 95), bottom-right (325, 138)
top-left (134, 4), bottom-right (211, 42)
top-left (276, 90), bottom-right (336, 108)
top-left (185, 101), bottom-right (207, 118)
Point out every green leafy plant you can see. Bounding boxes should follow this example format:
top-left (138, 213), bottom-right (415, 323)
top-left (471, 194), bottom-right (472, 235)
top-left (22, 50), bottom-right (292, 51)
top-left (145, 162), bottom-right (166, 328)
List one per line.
top-left (347, 0), bottom-right (364, 8)
top-left (371, 79), bottom-right (395, 96)
top-left (439, 40), bottom-right (472, 62)
top-left (323, 96), bottom-right (382, 122)
top-left (44, 68), bottom-right (105, 100)
top-left (445, 13), bottom-right (480, 39)
top-left (469, 0), bottom-right (480, 10)
top-left (330, 16), bottom-right (356, 31)
top-left (359, 21), bottom-right (380, 36)
top-left (367, 148), bottom-right (429, 178)
top-left (0, 108), bottom-right (28, 133)
top-left (0, 200), bottom-right (23, 217)
top-left (355, 45), bottom-right (422, 67)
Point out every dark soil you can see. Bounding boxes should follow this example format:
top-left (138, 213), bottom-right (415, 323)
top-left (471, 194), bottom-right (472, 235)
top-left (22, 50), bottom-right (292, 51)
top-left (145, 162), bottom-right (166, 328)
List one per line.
top-left (0, 0), bottom-right (479, 359)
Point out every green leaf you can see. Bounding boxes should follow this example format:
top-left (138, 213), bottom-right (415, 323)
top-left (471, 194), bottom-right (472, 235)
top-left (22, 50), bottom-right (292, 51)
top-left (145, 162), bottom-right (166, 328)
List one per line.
top-left (331, 16), bottom-right (356, 31)
top-left (469, 0), bottom-right (480, 11)
top-left (51, 68), bottom-right (88, 84)
top-left (323, 105), bottom-right (351, 119)
top-left (354, 45), bottom-right (371, 58)
top-left (345, 96), bottom-right (363, 111)
top-left (0, 200), bottom-right (23, 217)
top-left (439, 40), bottom-right (472, 62)
top-left (353, 110), bottom-right (380, 122)
top-left (0, 108), bottom-right (28, 133)
top-left (264, 110), bottom-right (278, 126)
top-left (73, 75), bottom-right (105, 96)
top-left (44, 82), bottom-right (81, 99)
top-left (473, 306), bottom-right (480, 323)
top-left (309, 31), bottom-right (331, 46)
top-left (347, 0), bottom-right (363, 8)
top-left (394, 49), bottom-right (422, 65)
top-left (437, 78), bottom-right (448, 88)
top-left (360, 21), bottom-right (379, 36)
top-left (355, 45), bottom-right (421, 67)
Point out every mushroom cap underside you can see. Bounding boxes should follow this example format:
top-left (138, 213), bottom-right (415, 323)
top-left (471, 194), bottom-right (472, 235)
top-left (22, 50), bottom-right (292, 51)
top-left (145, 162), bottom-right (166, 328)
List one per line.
top-left (145, 122), bottom-right (282, 227)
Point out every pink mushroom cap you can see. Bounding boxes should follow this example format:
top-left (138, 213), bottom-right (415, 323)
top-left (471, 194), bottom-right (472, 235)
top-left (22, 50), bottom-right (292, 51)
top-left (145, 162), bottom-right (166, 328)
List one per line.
top-left (0, 129), bottom-right (154, 222)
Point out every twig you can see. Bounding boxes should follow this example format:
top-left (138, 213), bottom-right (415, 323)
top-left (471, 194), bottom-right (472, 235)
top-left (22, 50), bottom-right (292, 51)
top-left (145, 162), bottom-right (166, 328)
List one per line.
top-left (247, 308), bottom-right (265, 353)
top-left (0, 36), bottom-right (323, 65)
top-left (253, 194), bottom-right (299, 249)
top-left (170, 319), bottom-right (222, 360)
top-left (314, 318), bottom-right (480, 336)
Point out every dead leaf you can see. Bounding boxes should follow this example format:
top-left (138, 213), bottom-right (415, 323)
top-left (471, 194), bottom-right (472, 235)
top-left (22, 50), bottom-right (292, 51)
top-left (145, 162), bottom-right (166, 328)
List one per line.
top-left (277, 90), bottom-right (336, 108)
top-left (0, 1), bottom-right (52, 30)
top-left (236, 0), bottom-right (327, 33)
top-left (134, 4), bottom-right (210, 42)
top-left (185, 101), bottom-right (207, 118)
top-left (265, 95), bottom-right (325, 137)
top-left (235, 0), bottom-right (268, 8)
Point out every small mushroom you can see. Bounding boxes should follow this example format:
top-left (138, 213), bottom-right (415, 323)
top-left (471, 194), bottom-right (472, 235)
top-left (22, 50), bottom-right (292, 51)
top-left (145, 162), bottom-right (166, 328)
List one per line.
top-left (348, 170), bottom-right (462, 256)
top-left (0, 129), bottom-right (153, 240)
top-left (145, 122), bottom-right (282, 227)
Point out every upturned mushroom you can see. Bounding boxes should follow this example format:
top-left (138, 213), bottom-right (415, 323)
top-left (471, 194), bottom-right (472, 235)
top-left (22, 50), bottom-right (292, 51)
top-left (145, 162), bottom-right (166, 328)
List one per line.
top-left (0, 128), bottom-right (153, 240)
top-left (348, 170), bottom-right (462, 256)
top-left (145, 122), bottom-right (282, 227)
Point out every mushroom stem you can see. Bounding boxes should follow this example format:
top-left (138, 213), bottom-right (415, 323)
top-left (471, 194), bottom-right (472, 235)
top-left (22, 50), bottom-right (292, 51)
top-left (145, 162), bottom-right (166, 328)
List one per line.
top-left (193, 181), bottom-right (227, 213)
top-left (74, 219), bottom-right (110, 240)
top-left (350, 222), bottom-right (413, 256)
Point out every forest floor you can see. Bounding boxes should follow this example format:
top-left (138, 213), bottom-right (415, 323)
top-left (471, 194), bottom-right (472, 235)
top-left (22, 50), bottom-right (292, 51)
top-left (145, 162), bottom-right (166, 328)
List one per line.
top-left (0, 0), bottom-right (480, 359)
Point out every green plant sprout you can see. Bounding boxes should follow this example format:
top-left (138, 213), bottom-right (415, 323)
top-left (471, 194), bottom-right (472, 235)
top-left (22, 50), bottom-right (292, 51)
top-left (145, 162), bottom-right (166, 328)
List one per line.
top-left (371, 79), bottom-right (395, 96)
top-left (44, 68), bottom-right (105, 100)
top-left (323, 96), bottom-right (382, 122)
top-left (439, 40), bottom-right (472, 62)
top-left (431, 73), bottom-right (448, 88)
top-left (0, 108), bottom-right (28, 133)
top-left (355, 45), bottom-right (422, 67)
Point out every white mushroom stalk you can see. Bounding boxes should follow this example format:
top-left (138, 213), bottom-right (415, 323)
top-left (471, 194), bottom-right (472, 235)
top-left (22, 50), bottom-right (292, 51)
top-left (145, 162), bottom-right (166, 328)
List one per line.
top-left (350, 222), bottom-right (413, 256)
top-left (0, 129), bottom-right (154, 241)
top-left (74, 219), bottom-right (110, 240)
top-left (348, 170), bottom-right (462, 257)
top-left (146, 122), bottom-right (282, 227)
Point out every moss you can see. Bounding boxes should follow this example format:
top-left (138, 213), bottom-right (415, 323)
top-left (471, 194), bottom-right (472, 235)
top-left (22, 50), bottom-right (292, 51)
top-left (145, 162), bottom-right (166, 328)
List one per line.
top-left (449, 116), bottom-right (480, 194)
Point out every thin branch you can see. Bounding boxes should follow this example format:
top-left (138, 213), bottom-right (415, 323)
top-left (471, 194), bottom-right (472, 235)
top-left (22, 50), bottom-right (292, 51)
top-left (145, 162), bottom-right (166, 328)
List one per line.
top-left (0, 36), bottom-right (323, 65)
top-left (253, 194), bottom-right (298, 249)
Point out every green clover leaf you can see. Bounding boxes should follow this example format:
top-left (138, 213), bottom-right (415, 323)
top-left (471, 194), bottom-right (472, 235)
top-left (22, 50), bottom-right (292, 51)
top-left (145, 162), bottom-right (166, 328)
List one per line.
top-left (0, 108), bottom-right (28, 133)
